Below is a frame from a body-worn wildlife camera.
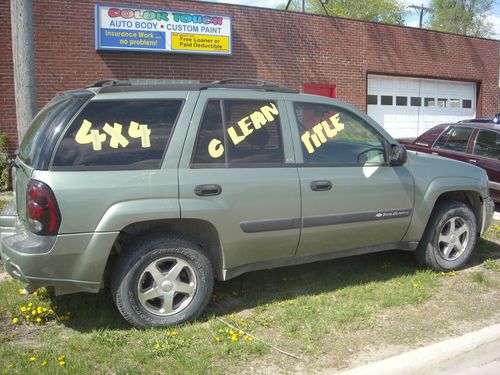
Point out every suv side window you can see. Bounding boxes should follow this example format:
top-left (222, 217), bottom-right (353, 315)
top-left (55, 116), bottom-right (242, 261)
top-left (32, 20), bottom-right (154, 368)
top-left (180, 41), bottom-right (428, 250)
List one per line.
top-left (473, 130), bottom-right (500, 159)
top-left (52, 100), bottom-right (183, 170)
top-left (433, 126), bottom-right (473, 153)
top-left (293, 102), bottom-right (385, 164)
top-left (192, 99), bottom-right (284, 166)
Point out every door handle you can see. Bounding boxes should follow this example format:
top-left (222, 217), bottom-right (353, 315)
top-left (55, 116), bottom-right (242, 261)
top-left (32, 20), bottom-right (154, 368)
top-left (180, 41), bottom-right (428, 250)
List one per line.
top-left (468, 159), bottom-right (477, 164)
top-left (194, 184), bottom-right (222, 196)
top-left (310, 180), bottom-right (332, 191)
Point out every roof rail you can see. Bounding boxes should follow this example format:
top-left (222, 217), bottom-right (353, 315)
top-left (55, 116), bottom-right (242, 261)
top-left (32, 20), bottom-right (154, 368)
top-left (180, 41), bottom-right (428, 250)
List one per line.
top-left (86, 79), bottom-right (132, 88)
top-left (211, 78), bottom-right (279, 87)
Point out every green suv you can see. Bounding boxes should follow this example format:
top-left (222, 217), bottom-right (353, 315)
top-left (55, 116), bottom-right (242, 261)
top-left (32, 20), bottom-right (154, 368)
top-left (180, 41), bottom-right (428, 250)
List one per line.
top-left (0, 79), bottom-right (495, 328)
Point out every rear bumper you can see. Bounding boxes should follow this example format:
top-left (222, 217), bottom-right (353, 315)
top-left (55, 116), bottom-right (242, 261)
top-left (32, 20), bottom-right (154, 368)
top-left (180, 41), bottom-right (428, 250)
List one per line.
top-left (0, 207), bottom-right (118, 293)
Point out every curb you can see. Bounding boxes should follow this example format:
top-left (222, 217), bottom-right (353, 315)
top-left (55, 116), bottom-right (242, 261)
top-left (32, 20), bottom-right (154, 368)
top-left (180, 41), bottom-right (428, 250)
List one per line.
top-left (333, 323), bottom-right (500, 375)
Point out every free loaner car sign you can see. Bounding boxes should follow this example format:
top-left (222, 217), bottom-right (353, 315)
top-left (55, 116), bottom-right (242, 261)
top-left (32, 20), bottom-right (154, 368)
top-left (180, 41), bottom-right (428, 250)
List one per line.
top-left (95, 4), bottom-right (232, 55)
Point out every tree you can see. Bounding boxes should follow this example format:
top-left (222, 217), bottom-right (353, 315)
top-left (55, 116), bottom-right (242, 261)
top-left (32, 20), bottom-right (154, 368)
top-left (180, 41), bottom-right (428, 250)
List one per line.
top-left (426, 0), bottom-right (494, 37)
top-left (282, 0), bottom-right (408, 25)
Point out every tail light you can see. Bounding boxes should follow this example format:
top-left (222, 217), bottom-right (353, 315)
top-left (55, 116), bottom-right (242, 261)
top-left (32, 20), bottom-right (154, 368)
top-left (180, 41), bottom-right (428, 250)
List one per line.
top-left (27, 180), bottom-right (61, 235)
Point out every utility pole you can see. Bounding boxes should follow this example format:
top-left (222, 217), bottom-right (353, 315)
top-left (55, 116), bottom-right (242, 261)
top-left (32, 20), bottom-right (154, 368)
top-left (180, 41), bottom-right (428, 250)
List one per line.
top-left (408, 4), bottom-right (432, 28)
top-left (285, 0), bottom-right (330, 16)
top-left (10, 0), bottom-right (37, 143)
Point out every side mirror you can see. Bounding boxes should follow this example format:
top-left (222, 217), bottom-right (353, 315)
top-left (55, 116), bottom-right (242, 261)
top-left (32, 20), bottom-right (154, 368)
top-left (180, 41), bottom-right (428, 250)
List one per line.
top-left (390, 144), bottom-right (407, 166)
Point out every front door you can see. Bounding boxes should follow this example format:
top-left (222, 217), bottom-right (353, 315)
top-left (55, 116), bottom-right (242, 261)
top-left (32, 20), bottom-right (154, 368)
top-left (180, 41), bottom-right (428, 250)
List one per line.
top-left (286, 99), bottom-right (415, 256)
top-left (178, 91), bottom-right (301, 272)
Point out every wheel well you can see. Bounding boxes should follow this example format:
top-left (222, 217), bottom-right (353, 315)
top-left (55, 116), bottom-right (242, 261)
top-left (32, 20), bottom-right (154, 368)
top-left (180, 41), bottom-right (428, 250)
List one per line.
top-left (434, 190), bottom-right (482, 233)
top-left (103, 219), bottom-right (224, 285)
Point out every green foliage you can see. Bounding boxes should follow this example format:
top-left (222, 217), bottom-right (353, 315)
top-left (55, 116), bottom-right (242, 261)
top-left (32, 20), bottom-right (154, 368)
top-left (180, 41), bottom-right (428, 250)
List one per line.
top-left (427, 0), bottom-right (494, 37)
top-left (282, 0), bottom-right (408, 25)
top-left (0, 132), bottom-right (9, 191)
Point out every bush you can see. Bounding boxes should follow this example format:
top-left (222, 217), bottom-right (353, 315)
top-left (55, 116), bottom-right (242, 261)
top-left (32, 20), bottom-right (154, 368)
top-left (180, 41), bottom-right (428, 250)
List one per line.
top-left (0, 132), bottom-right (9, 191)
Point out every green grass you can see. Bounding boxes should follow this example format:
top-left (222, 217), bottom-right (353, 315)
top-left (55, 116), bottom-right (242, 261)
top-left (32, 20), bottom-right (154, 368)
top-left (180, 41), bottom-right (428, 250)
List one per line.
top-left (0, 220), bottom-right (499, 373)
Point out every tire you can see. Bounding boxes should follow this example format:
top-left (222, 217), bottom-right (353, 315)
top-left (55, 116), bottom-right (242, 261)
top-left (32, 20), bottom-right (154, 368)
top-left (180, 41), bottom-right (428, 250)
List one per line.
top-left (111, 234), bottom-right (213, 328)
top-left (415, 200), bottom-right (477, 271)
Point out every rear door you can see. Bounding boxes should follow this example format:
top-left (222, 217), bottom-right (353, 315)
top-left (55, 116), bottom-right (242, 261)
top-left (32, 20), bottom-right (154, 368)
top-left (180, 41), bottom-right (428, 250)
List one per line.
top-left (178, 90), bottom-right (301, 272)
top-left (286, 97), bottom-right (415, 257)
top-left (430, 125), bottom-right (474, 163)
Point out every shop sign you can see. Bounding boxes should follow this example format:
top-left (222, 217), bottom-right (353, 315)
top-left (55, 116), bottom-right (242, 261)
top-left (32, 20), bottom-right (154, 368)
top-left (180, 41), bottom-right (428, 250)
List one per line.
top-left (95, 4), bottom-right (232, 55)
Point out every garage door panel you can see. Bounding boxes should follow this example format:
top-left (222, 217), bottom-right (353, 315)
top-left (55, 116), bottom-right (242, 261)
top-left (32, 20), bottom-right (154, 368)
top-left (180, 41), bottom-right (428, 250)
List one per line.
top-left (367, 75), bottom-right (475, 138)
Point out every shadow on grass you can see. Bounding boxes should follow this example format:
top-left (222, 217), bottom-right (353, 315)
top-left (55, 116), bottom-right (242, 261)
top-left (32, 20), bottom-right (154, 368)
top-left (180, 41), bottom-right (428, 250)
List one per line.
top-left (53, 239), bottom-right (500, 332)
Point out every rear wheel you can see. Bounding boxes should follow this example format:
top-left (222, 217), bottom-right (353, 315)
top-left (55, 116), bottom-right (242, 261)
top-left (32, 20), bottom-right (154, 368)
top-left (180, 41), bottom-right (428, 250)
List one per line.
top-left (111, 234), bottom-right (213, 328)
top-left (415, 200), bottom-right (477, 271)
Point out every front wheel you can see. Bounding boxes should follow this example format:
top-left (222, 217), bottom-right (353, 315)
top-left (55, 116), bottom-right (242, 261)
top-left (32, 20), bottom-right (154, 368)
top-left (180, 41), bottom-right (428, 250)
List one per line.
top-left (111, 234), bottom-right (213, 328)
top-left (415, 200), bottom-right (477, 271)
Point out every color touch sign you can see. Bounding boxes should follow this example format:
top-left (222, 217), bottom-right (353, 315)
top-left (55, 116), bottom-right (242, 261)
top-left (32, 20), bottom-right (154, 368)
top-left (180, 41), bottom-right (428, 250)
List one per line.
top-left (95, 4), bottom-right (232, 55)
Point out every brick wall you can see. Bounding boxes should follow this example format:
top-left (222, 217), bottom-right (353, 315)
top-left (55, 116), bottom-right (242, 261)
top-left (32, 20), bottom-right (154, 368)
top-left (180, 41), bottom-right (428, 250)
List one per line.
top-left (1, 0), bottom-right (499, 153)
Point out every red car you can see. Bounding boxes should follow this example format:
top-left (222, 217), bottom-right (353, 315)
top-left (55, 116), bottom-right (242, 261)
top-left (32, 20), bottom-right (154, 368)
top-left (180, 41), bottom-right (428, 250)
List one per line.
top-left (399, 122), bottom-right (500, 203)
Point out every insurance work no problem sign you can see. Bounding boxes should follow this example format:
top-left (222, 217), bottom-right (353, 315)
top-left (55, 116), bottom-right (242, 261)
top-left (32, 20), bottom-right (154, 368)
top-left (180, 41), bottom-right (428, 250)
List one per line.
top-left (95, 4), bottom-right (232, 55)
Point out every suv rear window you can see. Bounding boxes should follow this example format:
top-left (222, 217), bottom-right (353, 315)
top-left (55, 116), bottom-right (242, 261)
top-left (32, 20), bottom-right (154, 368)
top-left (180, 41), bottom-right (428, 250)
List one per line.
top-left (52, 100), bottom-right (183, 170)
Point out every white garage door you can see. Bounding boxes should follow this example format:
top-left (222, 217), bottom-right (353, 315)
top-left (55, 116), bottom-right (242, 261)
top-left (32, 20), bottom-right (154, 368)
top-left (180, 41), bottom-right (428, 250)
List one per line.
top-left (367, 75), bottom-right (476, 139)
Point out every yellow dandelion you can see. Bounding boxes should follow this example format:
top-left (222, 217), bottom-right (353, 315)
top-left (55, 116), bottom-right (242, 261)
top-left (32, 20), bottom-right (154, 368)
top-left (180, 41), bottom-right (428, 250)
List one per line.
top-left (42, 308), bottom-right (48, 312)
top-left (28, 302), bottom-right (33, 307)
top-left (58, 361), bottom-right (65, 366)
top-left (214, 336), bottom-right (221, 343)
top-left (154, 342), bottom-right (161, 350)
top-left (246, 336), bottom-right (254, 342)
top-left (238, 330), bottom-right (244, 336)
top-left (231, 334), bottom-right (238, 342)
top-left (20, 306), bottom-right (27, 312)
top-left (229, 329), bottom-right (235, 335)
top-left (18, 288), bottom-right (24, 295)
top-left (29, 357), bottom-right (36, 362)
top-left (37, 307), bottom-right (42, 314)
top-left (228, 313), bottom-right (235, 318)
top-left (31, 310), bottom-right (37, 316)
top-left (12, 317), bottom-right (19, 324)
top-left (57, 356), bottom-right (65, 362)
top-left (171, 330), bottom-right (177, 337)
top-left (41, 360), bottom-right (48, 367)
top-left (36, 317), bottom-right (42, 324)
top-left (25, 315), bottom-right (31, 319)
top-left (33, 291), bottom-right (38, 297)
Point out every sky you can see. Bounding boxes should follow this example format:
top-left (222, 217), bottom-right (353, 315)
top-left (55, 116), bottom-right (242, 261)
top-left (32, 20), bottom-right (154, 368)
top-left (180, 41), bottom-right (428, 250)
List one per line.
top-left (207, 0), bottom-right (500, 38)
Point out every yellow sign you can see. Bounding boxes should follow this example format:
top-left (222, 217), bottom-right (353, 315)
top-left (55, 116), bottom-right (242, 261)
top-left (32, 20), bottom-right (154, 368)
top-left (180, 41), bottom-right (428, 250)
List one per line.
top-left (171, 33), bottom-right (229, 53)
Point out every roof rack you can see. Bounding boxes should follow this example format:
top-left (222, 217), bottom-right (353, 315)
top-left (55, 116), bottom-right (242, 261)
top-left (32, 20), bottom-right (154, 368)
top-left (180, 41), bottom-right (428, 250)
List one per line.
top-left (210, 78), bottom-right (279, 87)
top-left (86, 79), bottom-right (132, 88)
top-left (206, 78), bottom-right (296, 93)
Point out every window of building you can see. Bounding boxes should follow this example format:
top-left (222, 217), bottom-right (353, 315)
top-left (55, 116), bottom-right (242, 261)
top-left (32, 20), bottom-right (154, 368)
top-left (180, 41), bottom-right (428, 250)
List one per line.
top-left (293, 102), bottom-right (385, 165)
top-left (396, 96), bottom-right (408, 106)
top-left (381, 96), bottom-right (393, 105)
top-left (367, 95), bottom-right (378, 105)
top-left (473, 130), bottom-right (500, 159)
top-left (410, 97), bottom-right (422, 107)
top-left (424, 98), bottom-right (435, 107)
top-left (438, 98), bottom-right (448, 108)
top-left (192, 99), bottom-right (284, 166)
top-left (52, 100), bottom-right (183, 170)
top-left (434, 126), bottom-right (473, 153)
top-left (463, 99), bottom-right (472, 109)
top-left (450, 99), bottom-right (460, 108)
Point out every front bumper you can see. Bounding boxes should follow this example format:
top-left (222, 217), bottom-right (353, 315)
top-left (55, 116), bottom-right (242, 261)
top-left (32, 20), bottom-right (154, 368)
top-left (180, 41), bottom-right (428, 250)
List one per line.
top-left (481, 195), bottom-right (495, 235)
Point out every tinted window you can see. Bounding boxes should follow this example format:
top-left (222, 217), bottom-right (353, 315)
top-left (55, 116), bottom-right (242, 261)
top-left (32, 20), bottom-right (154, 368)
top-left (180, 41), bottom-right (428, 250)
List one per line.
top-left (410, 97), bottom-right (421, 107)
top-left (367, 95), bottom-right (378, 105)
top-left (473, 130), bottom-right (500, 159)
top-left (381, 96), bottom-right (393, 105)
top-left (396, 96), bottom-right (407, 106)
top-left (52, 100), bottom-right (183, 170)
top-left (463, 100), bottom-right (472, 109)
top-left (192, 99), bottom-right (284, 166)
top-left (434, 126), bottom-right (473, 153)
top-left (192, 101), bottom-right (225, 165)
top-left (293, 102), bottom-right (385, 164)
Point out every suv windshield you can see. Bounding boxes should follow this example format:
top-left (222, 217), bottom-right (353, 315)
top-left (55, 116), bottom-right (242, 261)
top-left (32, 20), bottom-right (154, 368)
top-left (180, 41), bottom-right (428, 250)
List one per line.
top-left (18, 92), bottom-right (93, 169)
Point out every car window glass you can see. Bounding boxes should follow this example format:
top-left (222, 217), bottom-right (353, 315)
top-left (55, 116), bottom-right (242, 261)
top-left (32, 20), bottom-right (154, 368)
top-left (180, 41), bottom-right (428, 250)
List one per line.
top-left (293, 102), bottom-right (385, 165)
top-left (473, 130), bottom-right (500, 159)
top-left (52, 100), bottom-right (183, 170)
top-left (192, 99), bottom-right (284, 166)
top-left (434, 126), bottom-right (473, 152)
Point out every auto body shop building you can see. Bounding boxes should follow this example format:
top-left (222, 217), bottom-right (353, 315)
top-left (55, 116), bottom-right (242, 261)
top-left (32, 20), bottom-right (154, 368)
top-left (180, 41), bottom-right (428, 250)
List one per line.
top-left (1, 0), bottom-right (499, 152)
